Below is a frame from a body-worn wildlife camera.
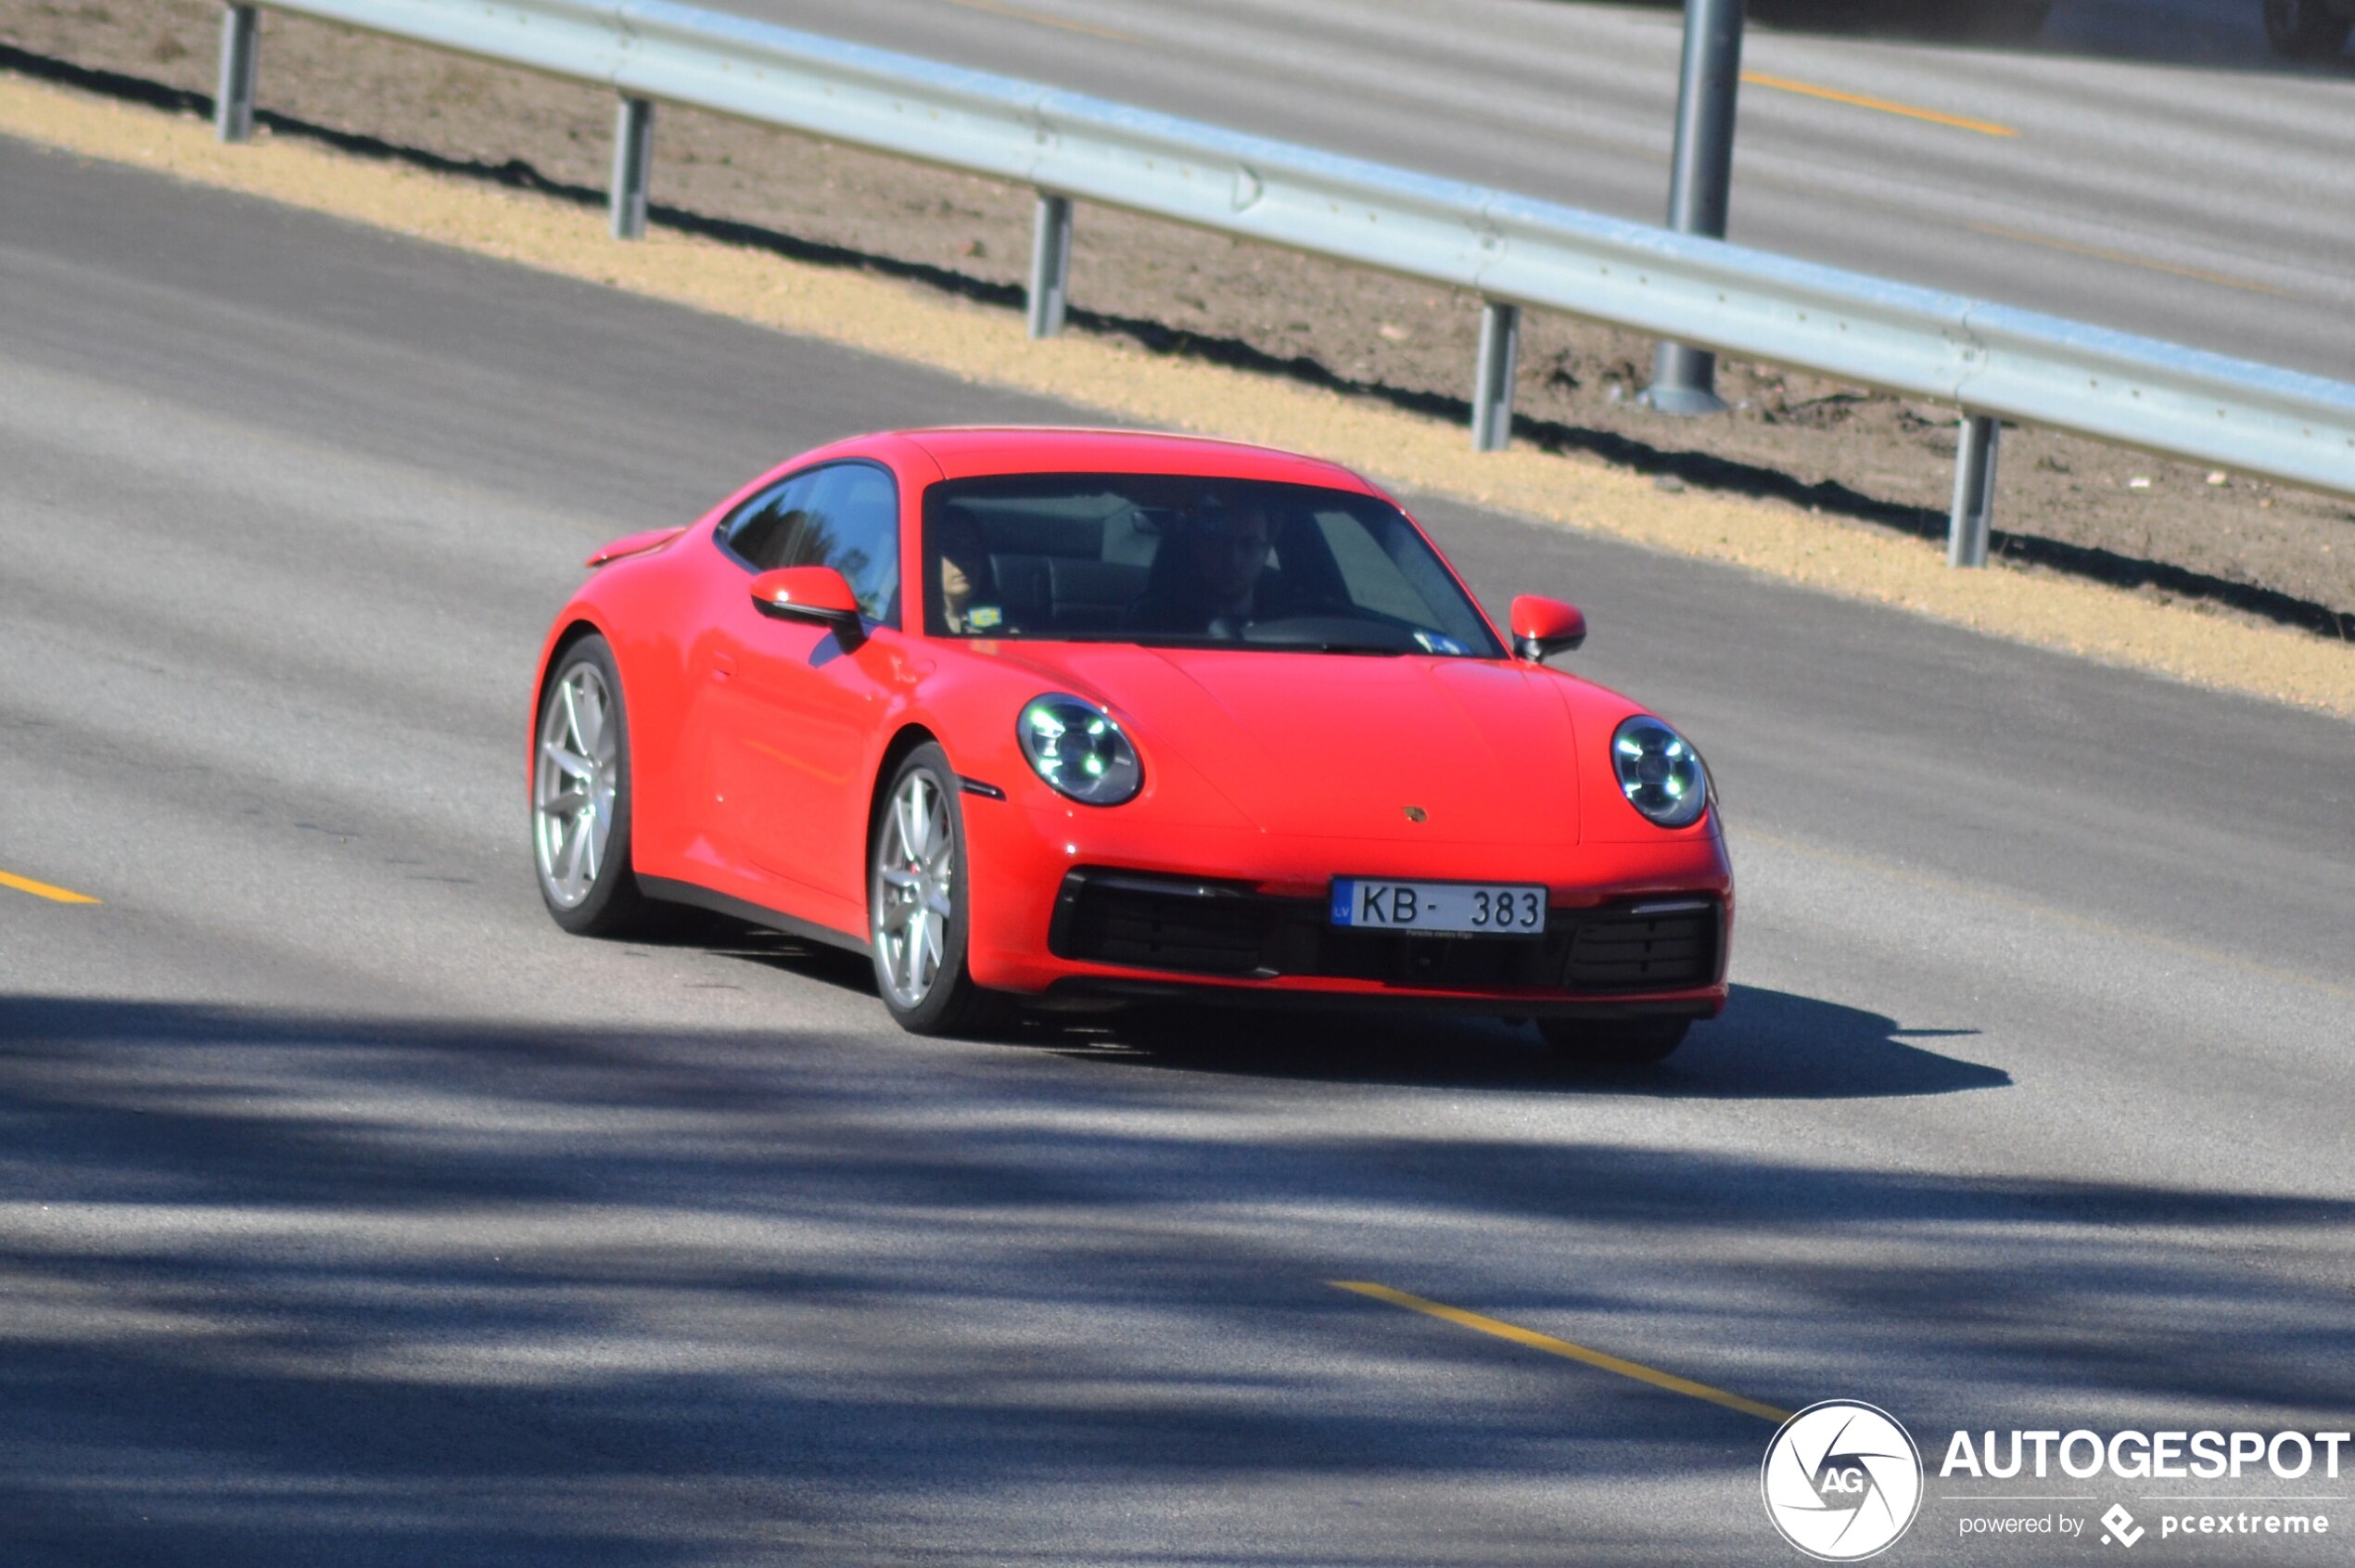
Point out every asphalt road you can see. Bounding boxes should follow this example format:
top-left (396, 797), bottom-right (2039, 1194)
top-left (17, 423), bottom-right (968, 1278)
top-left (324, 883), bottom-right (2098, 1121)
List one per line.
top-left (2, 138), bottom-right (2352, 1565)
top-left (687, 0), bottom-right (2355, 382)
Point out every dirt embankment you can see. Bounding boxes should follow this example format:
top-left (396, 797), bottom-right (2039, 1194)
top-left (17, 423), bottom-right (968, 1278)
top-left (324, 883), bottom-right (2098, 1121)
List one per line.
top-left (4, 0), bottom-right (2350, 642)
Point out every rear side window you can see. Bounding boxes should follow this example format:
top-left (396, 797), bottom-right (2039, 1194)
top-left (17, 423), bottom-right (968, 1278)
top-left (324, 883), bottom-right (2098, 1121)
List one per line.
top-left (719, 461), bottom-right (902, 625)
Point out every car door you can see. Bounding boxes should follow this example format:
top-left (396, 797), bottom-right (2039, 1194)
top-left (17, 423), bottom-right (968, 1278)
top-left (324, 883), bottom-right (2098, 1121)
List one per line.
top-left (706, 460), bottom-right (906, 916)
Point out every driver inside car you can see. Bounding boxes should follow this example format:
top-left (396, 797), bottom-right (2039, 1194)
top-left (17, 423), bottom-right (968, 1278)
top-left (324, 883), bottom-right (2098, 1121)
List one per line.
top-left (1123, 500), bottom-right (1277, 636)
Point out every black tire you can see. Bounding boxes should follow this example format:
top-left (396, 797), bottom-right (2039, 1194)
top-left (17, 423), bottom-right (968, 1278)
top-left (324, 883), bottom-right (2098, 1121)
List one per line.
top-left (1539, 1016), bottom-right (1690, 1066)
top-left (2266, 0), bottom-right (2351, 57)
top-left (531, 633), bottom-right (664, 937)
top-left (869, 743), bottom-right (1004, 1036)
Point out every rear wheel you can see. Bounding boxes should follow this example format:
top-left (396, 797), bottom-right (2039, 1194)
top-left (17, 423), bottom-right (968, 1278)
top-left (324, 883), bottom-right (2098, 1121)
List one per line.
top-left (870, 744), bottom-right (1003, 1036)
top-left (2265, 0), bottom-right (2350, 57)
top-left (1539, 1016), bottom-right (1690, 1066)
top-left (532, 634), bottom-right (663, 936)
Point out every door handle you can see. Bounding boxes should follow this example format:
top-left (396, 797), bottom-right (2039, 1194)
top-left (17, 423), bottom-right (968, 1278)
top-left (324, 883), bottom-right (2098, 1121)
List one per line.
top-left (712, 652), bottom-right (736, 682)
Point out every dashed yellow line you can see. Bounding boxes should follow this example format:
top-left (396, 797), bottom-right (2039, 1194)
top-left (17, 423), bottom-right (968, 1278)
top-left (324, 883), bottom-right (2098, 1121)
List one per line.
top-left (1743, 70), bottom-right (2017, 137)
top-left (0, 868), bottom-right (100, 904)
top-left (938, 0), bottom-right (1144, 45)
top-left (1331, 1281), bottom-right (1791, 1422)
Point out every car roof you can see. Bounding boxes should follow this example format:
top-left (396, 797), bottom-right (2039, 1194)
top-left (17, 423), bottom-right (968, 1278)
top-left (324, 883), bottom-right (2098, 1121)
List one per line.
top-left (890, 427), bottom-right (1377, 490)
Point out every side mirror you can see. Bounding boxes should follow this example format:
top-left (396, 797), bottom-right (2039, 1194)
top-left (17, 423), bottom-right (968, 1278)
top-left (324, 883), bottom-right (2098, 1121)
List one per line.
top-left (750, 566), bottom-right (865, 646)
top-left (1509, 594), bottom-right (1586, 662)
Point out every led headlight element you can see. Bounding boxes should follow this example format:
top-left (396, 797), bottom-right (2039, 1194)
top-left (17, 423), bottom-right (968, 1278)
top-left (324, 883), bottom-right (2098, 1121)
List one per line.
top-left (1611, 715), bottom-right (1710, 828)
top-left (1018, 695), bottom-right (1142, 806)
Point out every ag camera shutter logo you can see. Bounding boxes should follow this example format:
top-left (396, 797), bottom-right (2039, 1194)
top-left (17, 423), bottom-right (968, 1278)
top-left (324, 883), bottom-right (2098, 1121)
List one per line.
top-left (1762, 1400), bottom-right (1925, 1561)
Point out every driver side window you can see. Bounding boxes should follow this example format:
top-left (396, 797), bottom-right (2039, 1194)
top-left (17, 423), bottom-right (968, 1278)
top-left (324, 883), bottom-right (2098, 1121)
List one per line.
top-left (721, 462), bottom-right (903, 626)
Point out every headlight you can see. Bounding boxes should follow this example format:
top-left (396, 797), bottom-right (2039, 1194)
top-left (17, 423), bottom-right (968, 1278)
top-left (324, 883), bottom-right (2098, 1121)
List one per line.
top-left (1018, 694), bottom-right (1142, 806)
top-left (1611, 715), bottom-right (1710, 828)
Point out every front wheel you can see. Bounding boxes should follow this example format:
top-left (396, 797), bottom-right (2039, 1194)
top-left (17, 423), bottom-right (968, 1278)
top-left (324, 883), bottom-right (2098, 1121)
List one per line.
top-left (870, 744), bottom-right (1003, 1036)
top-left (1539, 1016), bottom-right (1689, 1067)
top-left (2265, 0), bottom-right (2351, 57)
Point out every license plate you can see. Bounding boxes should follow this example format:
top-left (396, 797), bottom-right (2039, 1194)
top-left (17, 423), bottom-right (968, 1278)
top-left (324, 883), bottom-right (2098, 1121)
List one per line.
top-left (1330, 878), bottom-right (1547, 936)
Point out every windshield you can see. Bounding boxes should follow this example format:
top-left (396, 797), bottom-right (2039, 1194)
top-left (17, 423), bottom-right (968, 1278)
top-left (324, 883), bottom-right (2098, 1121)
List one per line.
top-left (921, 474), bottom-right (1503, 657)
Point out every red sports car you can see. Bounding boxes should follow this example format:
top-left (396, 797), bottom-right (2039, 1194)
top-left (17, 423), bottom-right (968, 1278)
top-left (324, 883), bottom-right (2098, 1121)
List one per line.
top-left (529, 428), bottom-right (1729, 1061)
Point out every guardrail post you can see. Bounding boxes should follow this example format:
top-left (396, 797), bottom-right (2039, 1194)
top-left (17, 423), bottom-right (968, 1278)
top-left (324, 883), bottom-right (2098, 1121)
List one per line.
top-left (1027, 191), bottom-right (1074, 338)
top-left (1948, 414), bottom-right (2000, 567)
top-left (609, 96), bottom-right (655, 240)
top-left (1471, 300), bottom-right (1521, 452)
top-left (1644, 0), bottom-right (1745, 416)
top-left (215, 4), bottom-right (260, 144)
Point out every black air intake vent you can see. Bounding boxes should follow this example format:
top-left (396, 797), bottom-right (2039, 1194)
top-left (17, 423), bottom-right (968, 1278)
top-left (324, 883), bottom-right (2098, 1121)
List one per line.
top-left (1050, 871), bottom-right (1271, 975)
top-left (1561, 899), bottom-right (1720, 991)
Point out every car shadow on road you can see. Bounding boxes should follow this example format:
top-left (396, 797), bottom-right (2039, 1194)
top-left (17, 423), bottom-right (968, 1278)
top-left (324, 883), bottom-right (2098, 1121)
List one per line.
top-left (624, 915), bottom-right (2005, 1099)
top-left (680, 923), bottom-right (2006, 1101)
top-left (659, 914), bottom-right (884, 1000)
top-left (1036, 982), bottom-right (2007, 1101)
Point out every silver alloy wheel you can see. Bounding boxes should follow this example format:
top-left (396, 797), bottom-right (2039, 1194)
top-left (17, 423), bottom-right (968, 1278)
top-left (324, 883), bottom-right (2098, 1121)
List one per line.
top-left (873, 768), bottom-right (955, 1009)
top-left (533, 660), bottom-right (618, 909)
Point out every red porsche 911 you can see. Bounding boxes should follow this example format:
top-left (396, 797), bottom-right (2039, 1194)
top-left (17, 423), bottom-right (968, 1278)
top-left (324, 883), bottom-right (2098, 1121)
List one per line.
top-left (529, 427), bottom-right (1729, 1062)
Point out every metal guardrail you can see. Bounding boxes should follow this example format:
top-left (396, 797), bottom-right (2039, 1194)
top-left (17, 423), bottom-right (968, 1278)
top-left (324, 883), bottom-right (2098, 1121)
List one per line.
top-left (211, 0), bottom-right (2355, 564)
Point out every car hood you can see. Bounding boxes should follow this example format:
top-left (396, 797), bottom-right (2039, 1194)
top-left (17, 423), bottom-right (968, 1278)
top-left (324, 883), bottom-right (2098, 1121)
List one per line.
top-left (1011, 645), bottom-right (1583, 844)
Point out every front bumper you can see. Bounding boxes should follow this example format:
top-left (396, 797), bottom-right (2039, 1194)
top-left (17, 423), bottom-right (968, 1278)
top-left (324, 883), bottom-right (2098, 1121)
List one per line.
top-left (960, 796), bottom-right (1733, 1013)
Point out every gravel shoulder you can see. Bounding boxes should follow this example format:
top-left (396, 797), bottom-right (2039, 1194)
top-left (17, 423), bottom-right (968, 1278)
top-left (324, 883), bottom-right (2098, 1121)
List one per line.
top-left (4, 0), bottom-right (2352, 651)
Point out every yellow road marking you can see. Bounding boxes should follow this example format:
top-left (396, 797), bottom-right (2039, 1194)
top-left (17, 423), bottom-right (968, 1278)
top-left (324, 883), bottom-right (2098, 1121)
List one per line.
top-left (1330, 1281), bottom-right (1791, 1423)
top-left (1965, 219), bottom-right (2291, 298)
top-left (938, 0), bottom-right (1144, 45)
top-left (1742, 70), bottom-right (2017, 137)
top-left (0, 868), bottom-right (100, 904)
